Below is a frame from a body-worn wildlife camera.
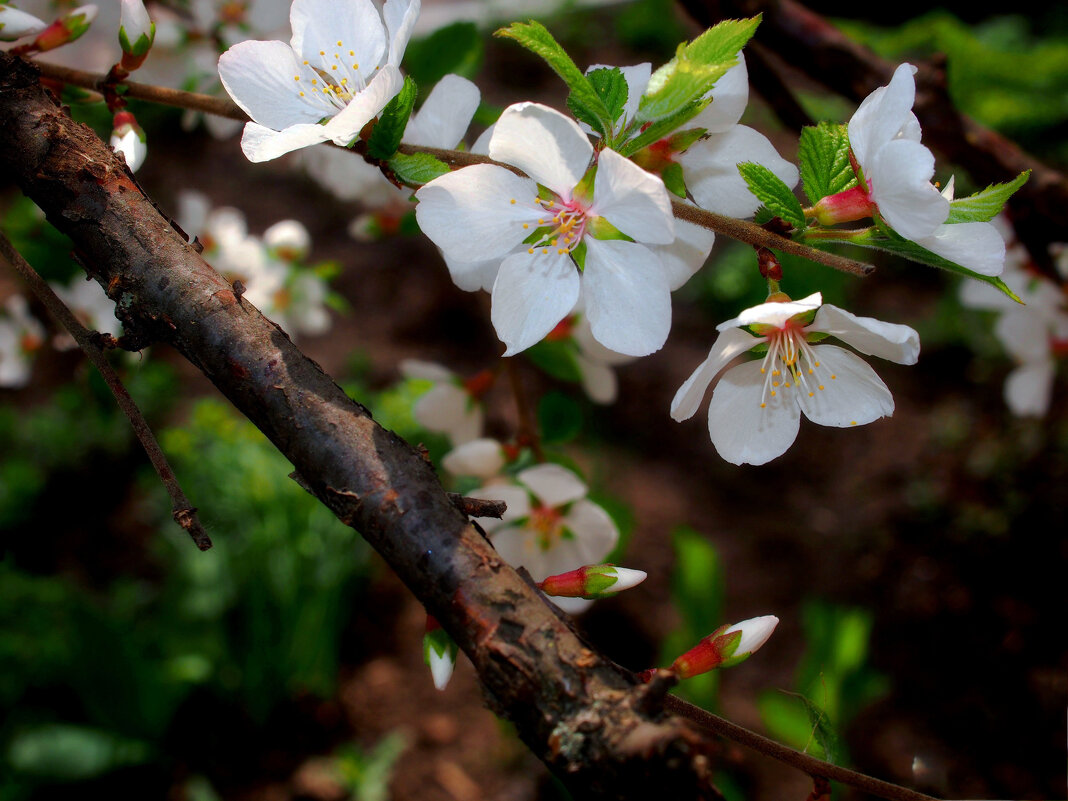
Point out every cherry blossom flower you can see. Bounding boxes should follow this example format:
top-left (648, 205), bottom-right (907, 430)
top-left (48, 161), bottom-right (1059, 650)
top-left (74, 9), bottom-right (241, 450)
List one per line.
top-left (468, 463), bottom-right (619, 613)
top-left (399, 360), bottom-right (490, 445)
top-left (541, 310), bottom-right (634, 404)
top-left (672, 292), bottom-right (920, 465)
top-left (218, 0), bottom-right (420, 162)
top-left (960, 226), bottom-right (1068, 417)
top-left (843, 63), bottom-right (1005, 276)
top-left (441, 437), bottom-right (507, 481)
top-left (50, 277), bottom-right (121, 350)
top-left (0, 295), bottom-right (45, 388)
top-left (416, 102), bottom-right (677, 356)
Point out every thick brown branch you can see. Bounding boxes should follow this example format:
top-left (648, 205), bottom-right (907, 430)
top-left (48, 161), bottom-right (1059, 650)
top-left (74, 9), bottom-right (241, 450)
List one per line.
top-left (0, 51), bottom-right (721, 800)
top-left (0, 232), bottom-right (212, 550)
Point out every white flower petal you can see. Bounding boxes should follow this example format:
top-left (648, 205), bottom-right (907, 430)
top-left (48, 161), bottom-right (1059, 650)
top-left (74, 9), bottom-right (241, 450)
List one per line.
top-left (489, 103), bottom-right (593, 196)
top-left (1004, 360), bottom-right (1054, 417)
top-left (726, 615), bottom-right (778, 656)
top-left (582, 239), bottom-right (671, 357)
top-left (848, 63), bottom-right (919, 168)
top-left (691, 53), bottom-right (749, 133)
top-left (868, 138), bottom-right (947, 239)
top-left (575, 355), bottom-right (618, 404)
top-left (707, 360), bottom-right (801, 466)
top-left (591, 149), bottom-right (674, 245)
top-left (654, 218), bottom-right (716, 291)
top-left (442, 438), bottom-right (505, 479)
top-left (400, 359), bottom-right (454, 382)
top-left (240, 121), bottom-right (332, 162)
top-left (427, 645), bottom-right (455, 690)
top-left (995, 310), bottom-right (1050, 363)
top-left (717, 292), bottom-right (822, 331)
top-left (443, 254), bottom-right (501, 293)
top-left (518, 463), bottom-right (587, 508)
top-left (413, 383), bottom-right (482, 444)
top-left (671, 326), bottom-right (761, 421)
top-left (491, 250), bottom-right (580, 356)
top-left (415, 165), bottom-right (540, 262)
top-left (219, 40), bottom-right (329, 130)
top-left (322, 65), bottom-right (405, 146)
top-left (560, 500), bottom-right (619, 564)
top-left (914, 222), bottom-right (1006, 277)
top-left (383, 0), bottom-right (420, 66)
top-left (796, 345), bottom-right (894, 427)
top-left (681, 125), bottom-right (799, 218)
top-left (403, 73), bottom-right (480, 148)
top-left (811, 304), bottom-right (920, 365)
top-left (0, 6), bottom-right (47, 40)
top-left (290, 0), bottom-right (385, 69)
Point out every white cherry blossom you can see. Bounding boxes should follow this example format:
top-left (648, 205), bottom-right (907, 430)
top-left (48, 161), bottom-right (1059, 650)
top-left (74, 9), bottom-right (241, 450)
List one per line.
top-left (415, 102), bottom-right (676, 357)
top-left (218, 0), bottom-right (419, 162)
top-left (847, 63), bottom-right (1005, 276)
top-left (399, 359), bottom-right (486, 445)
top-left (672, 292), bottom-right (920, 465)
top-left (469, 463), bottom-right (619, 614)
top-left (0, 295), bottom-right (45, 388)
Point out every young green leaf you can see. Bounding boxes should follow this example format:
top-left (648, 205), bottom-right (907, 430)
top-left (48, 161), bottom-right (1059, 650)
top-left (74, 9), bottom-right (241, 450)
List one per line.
top-left (738, 162), bottom-right (805, 229)
top-left (637, 16), bottom-right (760, 123)
top-left (946, 170), bottom-right (1030, 224)
top-left (781, 690), bottom-right (840, 764)
top-left (388, 152), bottom-right (450, 186)
top-left (617, 98), bottom-right (710, 156)
top-left (798, 122), bottom-right (857, 204)
top-left (661, 161), bottom-right (688, 198)
top-left (367, 77), bottom-right (418, 160)
top-left (496, 21), bottom-right (613, 135)
top-left (587, 67), bottom-right (629, 123)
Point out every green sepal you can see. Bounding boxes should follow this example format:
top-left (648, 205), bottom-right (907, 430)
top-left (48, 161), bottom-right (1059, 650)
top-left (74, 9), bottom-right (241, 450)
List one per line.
top-left (422, 627), bottom-right (457, 664)
top-left (119, 23), bottom-right (155, 57)
top-left (661, 161), bottom-right (688, 198)
top-left (798, 122), bottom-right (856, 204)
top-left (387, 151), bottom-right (450, 186)
top-left (945, 170), bottom-right (1030, 223)
top-left (587, 216), bottom-right (633, 241)
top-left (637, 16), bottom-right (760, 124)
top-left (571, 238), bottom-right (588, 270)
top-left (366, 76), bottom-right (418, 160)
top-left (618, 98), bottom-right (710, 156)
top-left (312, 260), bottom-right (342, 280)
top-left (665, 127), bottom-right (707, 154)
top-left (738, 162), bottom-right (805, 229)
top-left (496, 21), bottom-right (613, 136)
top-left (581, 568), bottom-right (620, 599)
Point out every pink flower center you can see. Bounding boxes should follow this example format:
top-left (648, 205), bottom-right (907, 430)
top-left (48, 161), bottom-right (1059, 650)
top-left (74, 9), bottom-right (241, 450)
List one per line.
top-left (521, 195), bottom-right (590, 258)
top-left (758, 321), bottom-right (835, 409)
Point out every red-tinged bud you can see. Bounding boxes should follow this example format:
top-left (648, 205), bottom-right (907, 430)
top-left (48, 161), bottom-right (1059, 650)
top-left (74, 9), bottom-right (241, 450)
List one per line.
top-left (423, 614), bottom-right (457, 690)
top-left (110, 111), bottom-right (146, 172)
top-left (757, 247), bottom-right (782, 281)
top-left (811, 184), bottom-right (876, 227)
top-left (671, 615), bottom-right (779, 678)
top-left (28, 4), bottom-right (97, 53)
top-left (118, 0), bottom-right (154, 71)
top-left (462, 368), bottom-right (495, 399)
top-left (539, 564), bottom-right (647, 600)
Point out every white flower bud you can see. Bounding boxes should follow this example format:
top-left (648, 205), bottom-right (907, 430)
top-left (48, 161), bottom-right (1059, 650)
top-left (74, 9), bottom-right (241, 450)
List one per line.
top-left (119, 0), bottom-right (154, 55)
top-left (0, 5), bottom-right (47, 41)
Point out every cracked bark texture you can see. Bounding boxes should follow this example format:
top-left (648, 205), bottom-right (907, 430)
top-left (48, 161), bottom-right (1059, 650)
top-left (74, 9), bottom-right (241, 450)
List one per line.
top-left (0, 52), bottom-right (726, 799)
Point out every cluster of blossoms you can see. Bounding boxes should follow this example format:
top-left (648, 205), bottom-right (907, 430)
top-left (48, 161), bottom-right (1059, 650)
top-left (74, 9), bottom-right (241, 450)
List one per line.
top-left (960, 220), bottom-right (1068, 417)
top-left (178, 192), bottom-right (333, 340)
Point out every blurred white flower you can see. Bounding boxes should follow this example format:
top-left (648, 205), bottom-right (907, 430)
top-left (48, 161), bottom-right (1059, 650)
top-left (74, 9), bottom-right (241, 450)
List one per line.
top-left (0, 295), bottom-right (45, 388)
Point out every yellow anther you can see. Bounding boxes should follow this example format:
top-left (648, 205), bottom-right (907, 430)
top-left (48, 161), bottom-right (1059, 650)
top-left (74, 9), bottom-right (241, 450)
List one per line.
top-left (311, 79), bottom-right (318, 84)
top-left (760, 403), bottom-right (767, 408)
top-left (331, 65), bottom-right (338, 70)
top-left (808, 391), bottom-right (814, 397)
top-left (818, 385), bottom-right (825, 390)
top-left (337, 40), bottom-right (342, 46)
top-left (558, 248), bottom-right (566, 254)
top-left (527, 248), bottom-right (534, 255)
top-left (772, 370), bottom-right (780, 376)
top-left (319, 50), bottom-right (325, 55)
top-left (772, 381), bottom-right (780, 387)
top-left (353, 63), bottom-right (359, 70)
top-left (510, 198), bottom-right (516, 204)
top-left (349, 50), bottom-right (354, 56)
top-left (850, 421), bottom-right (857, 426)
top-left (303, 60), bottom-right (308, 64)
top-left (831, 374), bottom-right (837, 379)
top-left (299, 91), bottom-right (305, 96)
top-left (770, 390), bottom-right (777, 397)
top-left (522, 223), bottom-right (529, 229)
top-left (814, 361), bottom-right (820, 367)
top-left (542, 248), bottom-right (549, 254)
top-left (808, 369), bottom-right (813, 374)
top-left (760, 367), bottom-right (766, 374)
top-left (294, 75), bottom-right (300, 81)
top-left (341, 78), bottom-right (348, 85)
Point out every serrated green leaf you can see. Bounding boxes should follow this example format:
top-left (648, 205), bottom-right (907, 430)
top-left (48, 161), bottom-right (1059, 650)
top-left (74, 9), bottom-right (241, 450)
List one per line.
top-left (946, 170), bottom-right (1030, 223)
top-left (403, 22), bottom-right (484, 86)
top-left (662, 161), bottom-right (687, 198)
top-left (738, 162), bottom-right (805, 229)
top-left (367, 77), bottom-right (418, 160)
top-left (388, 151), bottom-right (450, 186)
top-left (637, 16), bottom-right (760, 123)
top-left (753, 206), bottom-right (775, 225)
top-left (618, 98), bottom-right (709, 156)
top-left (587, 67), bottom-right (629, 122)
top-left (798, 122), bottom-right (857, 204)
top-left (496, 21), bottom-right (613, 135)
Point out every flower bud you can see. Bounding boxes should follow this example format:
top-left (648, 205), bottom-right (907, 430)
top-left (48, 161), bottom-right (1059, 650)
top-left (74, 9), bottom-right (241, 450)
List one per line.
top-left (810, 184), bottom-right (875, 227)
top-left (0, 5), bottom-right (47, 41)
top-left (671, 615), bottom-right (778, 678)
top-left (118, 0), bottom-right (155, 71)
top-left (110, 111), bottom-right (146, 172)
top-left (538, 564), bottom-right (647, 600)
top-left (423, 616), bottom-right (458, 691)
top-left (29, 4), bottom-right (97, 52)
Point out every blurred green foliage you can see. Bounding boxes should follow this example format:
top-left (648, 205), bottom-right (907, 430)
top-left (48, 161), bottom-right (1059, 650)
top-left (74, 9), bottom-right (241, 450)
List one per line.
top-left (330, 731), bottom-right (409, 801)
top-left (758, 601), bottom-right (889, 763)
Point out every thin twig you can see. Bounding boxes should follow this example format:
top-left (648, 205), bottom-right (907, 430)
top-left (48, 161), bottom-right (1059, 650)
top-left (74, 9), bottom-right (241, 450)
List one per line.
top-left (447, 493), bottom-right (507, 519)
top-left (507, 360), bottom-right (544, 462)
top-left (0, 233), bottom-right (212, 551)
top-left (664, 695), bottom-right (938, 801)
top-left (29, 62), bottom-right (873, 276)
top-left (34, 59), bottom-right (247, 121)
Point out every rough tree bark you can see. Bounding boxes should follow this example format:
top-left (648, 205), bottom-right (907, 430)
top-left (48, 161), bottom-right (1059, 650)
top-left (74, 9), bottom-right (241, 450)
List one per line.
top-left (0, 51), bottom-right (730, 800)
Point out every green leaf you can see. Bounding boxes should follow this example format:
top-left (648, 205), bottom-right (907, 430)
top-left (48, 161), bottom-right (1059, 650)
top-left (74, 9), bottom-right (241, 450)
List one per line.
top-left (388, 151), bottom-right (450, 186)
top-left (738, 162), bottom-right (805, 229)
top-left (945, 170), bottom-right (1030, 223)
top-left (403, 22), bottom-right (484, 86)
top-left (662, 161), bottom-right (687, 198)
top-left (525, 339), bottom-right (583, 383)
top-left (637, 16), bottom-right (760, 123)
top-left (367, 76), bottom-right (418, 160)
top-left (537, 391), bottom-right (584, 444)
top-left (618, 98), bottom-right (709, 156)
top-left (496, 21), bottom-right (613, 135)
top-left (587, 67), bottom-right (629, 122)
top-left (798, 122), bottom-right (857, 204)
